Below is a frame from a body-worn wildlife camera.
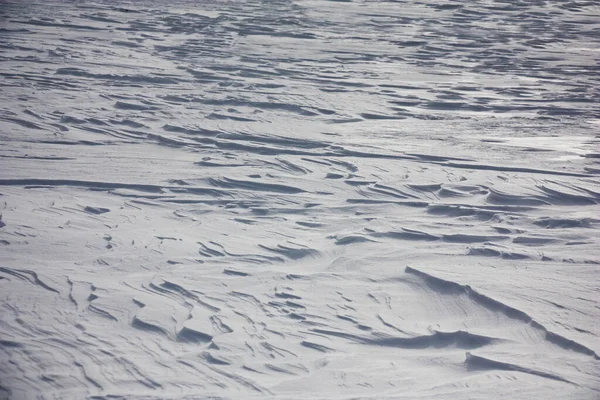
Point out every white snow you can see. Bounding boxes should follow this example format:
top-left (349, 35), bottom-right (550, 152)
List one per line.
top-left (1, 0), bottom-right (599, 399)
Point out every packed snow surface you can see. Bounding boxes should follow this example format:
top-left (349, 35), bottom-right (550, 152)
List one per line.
top-left (1, 0), bottom-right (599, 399)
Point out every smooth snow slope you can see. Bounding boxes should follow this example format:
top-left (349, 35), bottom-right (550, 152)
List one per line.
top-left (1, 0), bottom-right (599, 399)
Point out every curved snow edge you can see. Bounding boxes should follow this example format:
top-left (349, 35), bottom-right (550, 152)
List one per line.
top-left (405, 266), bottom-right (600, 360)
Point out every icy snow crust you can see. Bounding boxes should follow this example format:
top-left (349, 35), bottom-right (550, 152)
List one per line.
top-left (1, 0), bottom-right (599, 398)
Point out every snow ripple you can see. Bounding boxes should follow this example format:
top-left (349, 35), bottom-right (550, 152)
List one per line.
top-left (1, 0), bottom-right (599, 398)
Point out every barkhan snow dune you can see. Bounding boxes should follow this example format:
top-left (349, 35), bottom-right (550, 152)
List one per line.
top-left (1, 0), bottom-right (599, 399)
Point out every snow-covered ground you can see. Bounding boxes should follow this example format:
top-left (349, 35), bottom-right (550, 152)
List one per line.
top-left (1, 0), bottom-right (599, 398)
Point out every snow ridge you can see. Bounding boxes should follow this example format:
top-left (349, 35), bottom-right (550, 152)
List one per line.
top-left (1, 0), bottom-right (599, 398)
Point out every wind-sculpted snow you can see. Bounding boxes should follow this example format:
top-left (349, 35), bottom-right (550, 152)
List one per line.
top-left (1, 0), bottom-right (599, 399)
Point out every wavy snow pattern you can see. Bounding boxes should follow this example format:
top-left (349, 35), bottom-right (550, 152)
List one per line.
top-left (1, 0), bottom-right (599, 399)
